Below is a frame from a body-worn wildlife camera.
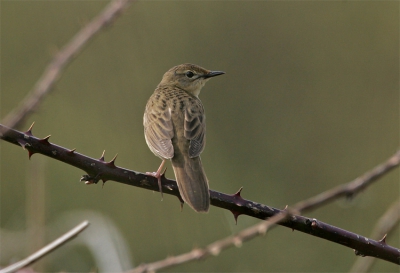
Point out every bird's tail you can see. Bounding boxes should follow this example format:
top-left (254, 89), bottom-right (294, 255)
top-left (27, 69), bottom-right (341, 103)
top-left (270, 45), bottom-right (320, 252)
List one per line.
top-left (171, 156), bottom-right (210, 213)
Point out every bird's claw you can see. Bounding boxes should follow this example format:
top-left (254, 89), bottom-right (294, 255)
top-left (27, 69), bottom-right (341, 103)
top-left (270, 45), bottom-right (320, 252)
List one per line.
top-left (146, 167), bottom-right (165, 200)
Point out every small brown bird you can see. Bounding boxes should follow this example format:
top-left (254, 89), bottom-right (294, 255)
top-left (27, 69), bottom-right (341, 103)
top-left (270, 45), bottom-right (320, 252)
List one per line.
top-left (144, 64), bottom-right (225, 212)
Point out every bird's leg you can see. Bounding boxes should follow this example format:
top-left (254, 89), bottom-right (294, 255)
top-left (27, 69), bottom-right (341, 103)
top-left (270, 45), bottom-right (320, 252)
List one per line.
top-left (146, 159), bottom-right (166, 199)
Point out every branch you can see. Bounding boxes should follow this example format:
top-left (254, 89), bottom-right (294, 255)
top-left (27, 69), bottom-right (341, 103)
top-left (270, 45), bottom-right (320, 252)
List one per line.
top-left (1, 0), bottom-right (133, 130)
top-left (129, 159), bottom-right (400, 272)
top-left (1, 123), bottom-right (399, 266)
top-left (0, 221), bottom-right (89, 273)
top-left (349, 199), bottom-right (400, 273)
top-left (131, 189), bottom-right (400, 273)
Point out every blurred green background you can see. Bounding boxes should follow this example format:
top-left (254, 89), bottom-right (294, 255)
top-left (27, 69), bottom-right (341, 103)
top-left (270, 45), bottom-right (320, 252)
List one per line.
top-left (1, 1), bottom-right (399, 272)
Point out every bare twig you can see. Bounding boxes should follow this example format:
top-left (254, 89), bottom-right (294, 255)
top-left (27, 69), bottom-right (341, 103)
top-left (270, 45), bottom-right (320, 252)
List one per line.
top-left (26, 156), bottom-right (46, 272)
top-left (129, 212), bottom-right (288, 273)
top-left (0, 221), bottom-right (89, 273)
top-left (1, 0), bottom-right (133, 130)
top-left (349, 199), bottom-right (400, 273)
top-left (294, 151), bottom-right (400, 212)
top-left (1, 124), bottom-right (399, 268)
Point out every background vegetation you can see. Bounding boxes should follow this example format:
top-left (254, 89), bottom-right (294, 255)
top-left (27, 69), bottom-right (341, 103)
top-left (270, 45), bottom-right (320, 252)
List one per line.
top-left (1, 1), bottom-right (398, 272)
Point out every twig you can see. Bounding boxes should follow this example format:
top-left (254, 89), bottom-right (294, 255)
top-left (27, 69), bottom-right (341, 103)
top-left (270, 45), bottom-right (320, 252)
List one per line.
top-left (1, 0), bottom-right (133, 130)
top-left (294, 152), bottom-right (400, 212)
top-left (349, 199), bottom-right (400, 273)
top-left (129, 212), bottom-right (288, 273)
top-left (0, 221), bottom-right (89, 273)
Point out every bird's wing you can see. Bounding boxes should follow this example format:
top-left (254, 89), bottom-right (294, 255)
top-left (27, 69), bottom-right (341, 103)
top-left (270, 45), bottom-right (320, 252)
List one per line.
top-left (144, 103), bottom-right (174, 159)
top-left (184, 103), bottom-right (206, 158)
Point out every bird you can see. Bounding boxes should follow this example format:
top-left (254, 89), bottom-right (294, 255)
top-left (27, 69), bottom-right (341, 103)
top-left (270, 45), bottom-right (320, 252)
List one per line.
top-left (143, 63), bottom-right (225, 213)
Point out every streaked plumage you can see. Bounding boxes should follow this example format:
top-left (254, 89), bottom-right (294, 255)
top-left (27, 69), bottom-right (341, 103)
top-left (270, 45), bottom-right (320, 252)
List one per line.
top-left (144, 64), bottom-right (224, 212)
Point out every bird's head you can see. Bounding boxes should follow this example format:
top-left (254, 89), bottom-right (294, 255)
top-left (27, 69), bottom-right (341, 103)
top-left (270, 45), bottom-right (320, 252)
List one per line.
top-left (159, 63), bottom-right (225, 97)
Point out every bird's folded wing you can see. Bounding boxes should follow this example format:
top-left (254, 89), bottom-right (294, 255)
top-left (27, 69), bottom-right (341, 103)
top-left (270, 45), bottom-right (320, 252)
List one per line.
top-left (144, 106), bottom-right (174, 159)
top-left (184, 104), bottom-right (206, 158)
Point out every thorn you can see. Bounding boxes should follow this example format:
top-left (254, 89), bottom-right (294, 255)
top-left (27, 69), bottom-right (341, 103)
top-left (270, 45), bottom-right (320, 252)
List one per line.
top-left (180, 201), bottom-right (184, 212)
top-left (231, 210), bottom-right (241, 225)
top-left (234, 187), bottom-right (243, 197)
top-left (28, 149), bottom-right (36, 159)
top-left (379, 234), bottom-right (387, 244)
top-left (106, 153), bottom-right (118, 167)
top-left (25, 122), bottom-right (35, 136)
top-left (39, 135), bottom-right (51, 144)
top-left (99, 150), bottom-right (105, 161)
top-left (231, 187), bottom-right (246, 207)
top-left (283, 205), bottom-right (288, 210)
top-left (67, 148), bottom-right (76, 155)
top-left (102, 180), bottom-right (107, 188)
top-left (111, 153), bottom-right (118, 162)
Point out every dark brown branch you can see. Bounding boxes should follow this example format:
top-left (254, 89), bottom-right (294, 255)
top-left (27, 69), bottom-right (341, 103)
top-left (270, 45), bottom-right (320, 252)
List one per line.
top-left (349, 199), bottom-right (400, 273)
top-left (1, 0), bottom-right (133, 130)
top-left (0, 221), bottom-right (89, 273)
top-left (130, 155), bottom-right (400, 272)
top-left (1, 123), bottom-right (399, 265)
top-left (129, 204), bottom-right (400, 273)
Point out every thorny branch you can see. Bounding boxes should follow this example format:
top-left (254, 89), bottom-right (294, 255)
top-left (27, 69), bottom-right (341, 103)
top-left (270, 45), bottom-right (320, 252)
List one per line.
top-left (1, 123), bottom-right (399, 267)
top-left (0, 221), bottom-right (89, 273)
top-left (1, 0), bottom-right (134, 130)
top-left (129, 154), bottom-right (400, 272)
top-left (349, 199), bottom-right (400, 273)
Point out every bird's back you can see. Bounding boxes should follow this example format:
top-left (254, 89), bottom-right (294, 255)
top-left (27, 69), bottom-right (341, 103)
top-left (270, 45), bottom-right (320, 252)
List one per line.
top-left (143, 63), bottom-right (224, 213)
top-left (144, 86), bottom-right (210, 212)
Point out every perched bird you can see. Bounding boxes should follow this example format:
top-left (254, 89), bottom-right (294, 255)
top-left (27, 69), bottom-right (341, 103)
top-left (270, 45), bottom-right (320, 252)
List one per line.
top-left (144, 64), bottom-right (225, 212)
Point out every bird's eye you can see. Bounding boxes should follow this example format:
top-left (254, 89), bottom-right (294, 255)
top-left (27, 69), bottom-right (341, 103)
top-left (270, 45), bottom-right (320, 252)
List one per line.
top-left (185, 71), bottom-right (194, 78)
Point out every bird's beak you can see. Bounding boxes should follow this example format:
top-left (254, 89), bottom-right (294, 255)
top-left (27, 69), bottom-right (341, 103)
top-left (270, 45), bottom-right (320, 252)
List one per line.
top-left (204, 70), bottom-right (225, 78)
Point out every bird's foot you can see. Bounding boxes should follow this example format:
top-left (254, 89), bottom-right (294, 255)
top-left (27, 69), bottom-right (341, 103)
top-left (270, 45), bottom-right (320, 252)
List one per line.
top-left (146, 160), bottom-right (166, 200)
